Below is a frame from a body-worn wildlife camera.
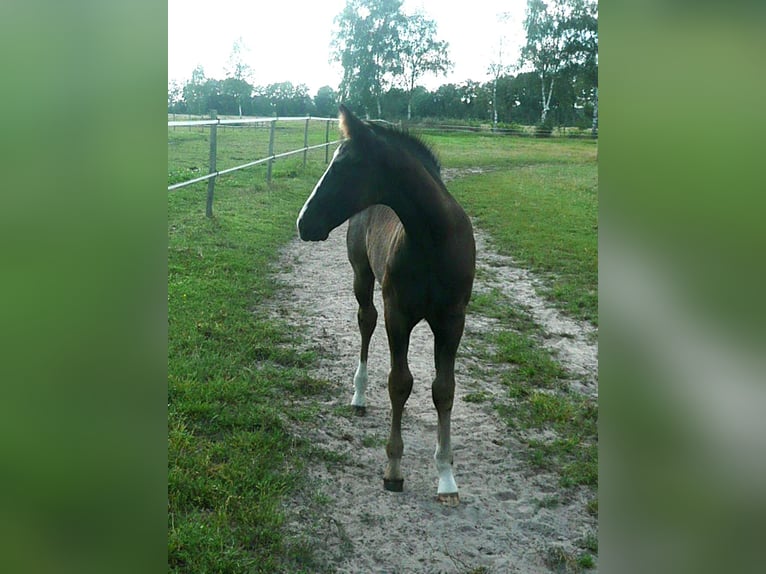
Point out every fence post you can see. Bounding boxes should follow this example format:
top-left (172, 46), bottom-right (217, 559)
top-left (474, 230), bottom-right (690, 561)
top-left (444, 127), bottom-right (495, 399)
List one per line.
top-left (266, 119), bottom-right (276, 183)
top-left (325, 120), bottom-right (330, 163)
top-left (303, 116), bottom-right (310, 167)
top-left (206, 110), bottom-right (217, 218)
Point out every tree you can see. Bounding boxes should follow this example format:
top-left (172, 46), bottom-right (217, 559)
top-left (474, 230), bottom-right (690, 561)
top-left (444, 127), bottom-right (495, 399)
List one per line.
top-left (506, 71), bottom-right (542, 125)
top-left (168, 80), bottom-right (184, 114)
top-left (431, 83), bottom-right (460, 118)
top-left (488, 40), bottom-right (513, 127)
top-left (380, 87), bottom-right (408, 118)
top-left (224, 37), bottom-right (253, 83)
top-left (490, 74), bottom-right (518, 126)
top-left (457, 80), bottom-right (484, 120)
top-left (487, 12), bottom-right (514, 128)
top-left (520, 0), bottom-right (565, 124)
top-left (182, 66), bottom-right (211, 115)
top-left (261, 82), bottom-right (314, 116)
top-left (220, 77), bottom-right (253, 116)
top-left (396, 12), bottom-right (452, 120)
top-left (520, 0), bottom-right (597, 125)
top-left (331, 0), bottom-right (406, 117)
top-left (224, 38), bottom-right (254, 117)
top-left (314, 86), bottom-right (339, 118)
top-left (565, 0), bottom-right (597, 134)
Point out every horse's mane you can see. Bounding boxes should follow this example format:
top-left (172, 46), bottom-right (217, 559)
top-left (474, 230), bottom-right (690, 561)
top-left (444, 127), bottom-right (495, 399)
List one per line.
top-left (366, 121), bottom-right (442, 181)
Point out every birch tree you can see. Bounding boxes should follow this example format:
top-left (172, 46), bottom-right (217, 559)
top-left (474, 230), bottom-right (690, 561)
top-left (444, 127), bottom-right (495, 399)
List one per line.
top-left (182, 66), bottom-right (209, 116)
top-left (520, 0), bottom-right (566, 124)
top-left (331, 0), bottom-right (405, 117)
top-left (520, 0), bottom-right (597, 125)
top-left (223, 38), bottom-right (254, 118)
top-left (487, 12), bottom-right (513, 128)
top-left (396, 12), bottom-right (452, 120)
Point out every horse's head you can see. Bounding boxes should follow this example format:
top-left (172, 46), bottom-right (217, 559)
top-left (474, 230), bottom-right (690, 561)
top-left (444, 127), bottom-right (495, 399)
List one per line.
top-left (297, 105), bottom-right (382, 241)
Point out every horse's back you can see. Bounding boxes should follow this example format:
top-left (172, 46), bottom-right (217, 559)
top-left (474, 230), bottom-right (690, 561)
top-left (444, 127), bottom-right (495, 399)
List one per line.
top-left (347, 204), bottom-right (474, 319)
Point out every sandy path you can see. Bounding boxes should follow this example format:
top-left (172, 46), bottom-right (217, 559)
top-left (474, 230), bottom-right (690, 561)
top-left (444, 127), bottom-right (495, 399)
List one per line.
top-left (271, 171), bottom-right (598, 573)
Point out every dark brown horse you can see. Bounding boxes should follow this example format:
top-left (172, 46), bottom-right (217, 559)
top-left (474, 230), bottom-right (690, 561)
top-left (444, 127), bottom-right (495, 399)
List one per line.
top-left (297, 105), bottom-right (475, 505)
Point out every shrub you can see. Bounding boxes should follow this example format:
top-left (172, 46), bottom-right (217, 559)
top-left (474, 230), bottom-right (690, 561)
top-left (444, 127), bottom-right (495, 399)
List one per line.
top-left (534, 121), bottom-right (553, 138)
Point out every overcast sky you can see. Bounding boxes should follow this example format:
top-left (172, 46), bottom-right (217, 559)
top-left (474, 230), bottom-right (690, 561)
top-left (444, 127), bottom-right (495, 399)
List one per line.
top-left (168, 0), bottom-right (527, 93)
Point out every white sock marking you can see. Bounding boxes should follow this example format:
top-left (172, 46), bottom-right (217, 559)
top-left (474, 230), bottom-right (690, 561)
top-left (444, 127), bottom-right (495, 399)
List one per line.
top-left (435, 445), bottom-right (458, 495)
top-left (351, 360), bottom-right (367, 407)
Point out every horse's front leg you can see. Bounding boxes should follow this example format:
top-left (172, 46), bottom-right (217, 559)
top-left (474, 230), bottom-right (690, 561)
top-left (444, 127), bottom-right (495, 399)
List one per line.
top-left (431, 312), bottom-right (466, 506)
top-left (383, 306), bottom-right (414, 492)
top-left (350, 264), bottom-right (377, 416)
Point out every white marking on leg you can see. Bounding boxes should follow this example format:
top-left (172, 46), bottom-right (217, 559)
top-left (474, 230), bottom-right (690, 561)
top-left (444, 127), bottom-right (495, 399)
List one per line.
top-left (351, 360), bottom-right (367, 407)
top-left (435, 443), bottom-right (458, 495)
top-left (435, 413), bottom-right (458, 495)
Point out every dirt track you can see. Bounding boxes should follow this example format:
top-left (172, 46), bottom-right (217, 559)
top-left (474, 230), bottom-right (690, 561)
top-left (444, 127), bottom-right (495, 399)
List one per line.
top-left (271, 170), bottom-right (598, 573)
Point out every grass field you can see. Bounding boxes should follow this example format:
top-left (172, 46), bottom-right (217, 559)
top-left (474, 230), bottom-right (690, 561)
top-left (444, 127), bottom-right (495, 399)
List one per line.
top-left (432, 133), bottom-right (598, 324)
top-left (168, 124), bottom-right (597, 572)
top-left (168, 183), bottom-right (315, 571)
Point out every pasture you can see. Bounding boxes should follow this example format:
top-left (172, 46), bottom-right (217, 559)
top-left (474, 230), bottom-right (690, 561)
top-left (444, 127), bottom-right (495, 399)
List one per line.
top-left (168, 124), bottom-right (597, 572)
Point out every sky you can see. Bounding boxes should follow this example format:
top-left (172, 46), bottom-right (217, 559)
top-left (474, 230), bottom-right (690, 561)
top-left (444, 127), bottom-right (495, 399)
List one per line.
top-left (168, 0), bottom-right (527, 94)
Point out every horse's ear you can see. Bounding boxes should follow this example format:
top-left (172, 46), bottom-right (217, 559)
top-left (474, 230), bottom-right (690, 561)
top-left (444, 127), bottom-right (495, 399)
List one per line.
top-left (338, 104), bottom-right (370, 141)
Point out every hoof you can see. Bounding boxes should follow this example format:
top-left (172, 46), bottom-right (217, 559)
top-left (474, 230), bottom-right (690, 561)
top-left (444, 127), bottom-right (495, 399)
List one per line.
top-left (383, 478), bottom-right (404, 492)
top-left (437, 492), bottom-right (460, 507)
top-left (352, 405), bottom-right (366, 417)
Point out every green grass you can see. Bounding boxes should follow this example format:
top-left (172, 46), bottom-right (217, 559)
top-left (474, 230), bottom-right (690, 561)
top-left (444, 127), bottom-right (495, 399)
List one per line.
top-left (495, 340), bottom-right (598, 491)
top-left (427, 131), bottom-right (597, 170)
top-left (168, 158), bottom-right (331, 572)
top-left (442, 154), bottom-right (597, 324)
top-left (494, 331), bottom-right (568, 387)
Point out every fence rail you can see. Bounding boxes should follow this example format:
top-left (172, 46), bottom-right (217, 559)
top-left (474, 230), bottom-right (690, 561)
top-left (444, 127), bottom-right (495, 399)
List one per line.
top-left (168, 114), bottom-right (341, 217)
top-left (403, 122), bottom-right (598, 138)
top-left (167, 116), bottom-right (339, 128)
top-left (166, 139), bottom-right (342, 192)
top-left (168, 114), bottom-right (597, 217)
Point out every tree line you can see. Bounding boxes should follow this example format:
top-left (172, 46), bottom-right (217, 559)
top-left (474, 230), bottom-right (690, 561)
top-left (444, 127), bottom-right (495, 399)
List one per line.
top-left (168, 0), bottom-right (597, 129)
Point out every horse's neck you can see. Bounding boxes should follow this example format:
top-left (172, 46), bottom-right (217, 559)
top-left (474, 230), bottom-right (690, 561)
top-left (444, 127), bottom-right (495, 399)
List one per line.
top-left (383, 167), bottom-right (465, 248)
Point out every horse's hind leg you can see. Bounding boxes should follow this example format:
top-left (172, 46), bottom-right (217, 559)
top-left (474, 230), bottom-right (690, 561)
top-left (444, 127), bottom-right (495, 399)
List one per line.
top-left (350, 263), bottom-right (377, 415)
top-left (430, 312), bottom-right (466, 506)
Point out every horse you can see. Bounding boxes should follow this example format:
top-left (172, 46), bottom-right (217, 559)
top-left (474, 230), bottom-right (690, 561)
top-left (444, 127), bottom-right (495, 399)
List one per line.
top-left (296, 105), bottom-right (475, 505)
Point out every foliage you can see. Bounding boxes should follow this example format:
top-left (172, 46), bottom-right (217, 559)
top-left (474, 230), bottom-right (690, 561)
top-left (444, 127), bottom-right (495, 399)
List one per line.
top-left (535, 121), bottom-right (554, 138)
top-left (329, 1), bottom-right (452, 119)
top-left (487, 12), bottom-right (514, 128)
top-left (313, 85), bottom-right (339, 118)
top-left (255, 82), bottom-right (313, 117)
top-left (520, 0), bottom-right (598, 124)
top-left (395, 11), bottom-right (453, 119)
top-left (181, 66), bottom-right (210, 116)
top-left (331, 0), bottom-right (406, 117)
top-left (167, 3), bottom-right (597, 127)
top-left (224, 36), bottom-right (253, 83)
